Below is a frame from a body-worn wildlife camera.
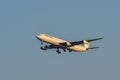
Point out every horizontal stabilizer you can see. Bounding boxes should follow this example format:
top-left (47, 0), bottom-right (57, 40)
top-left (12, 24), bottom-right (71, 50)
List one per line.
top-left (88, 47), bottom-right (100, 50)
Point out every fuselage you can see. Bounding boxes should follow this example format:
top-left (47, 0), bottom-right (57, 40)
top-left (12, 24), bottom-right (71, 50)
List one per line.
top-left (36, 34), bottom-right (87, 52)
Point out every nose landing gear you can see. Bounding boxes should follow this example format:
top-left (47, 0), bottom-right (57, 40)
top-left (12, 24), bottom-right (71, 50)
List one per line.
top-left (41, 41), bottom-right (43, 45)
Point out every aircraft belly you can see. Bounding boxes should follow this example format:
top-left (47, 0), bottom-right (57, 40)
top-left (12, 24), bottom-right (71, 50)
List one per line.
top-left (70, 46), bottom-right (86, 52)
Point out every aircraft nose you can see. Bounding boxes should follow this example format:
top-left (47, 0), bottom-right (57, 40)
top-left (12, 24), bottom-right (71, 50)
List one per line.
top-left (36, 34), bottom-right (43, 40)
top-left (36, 35), bottom-right (40, 39)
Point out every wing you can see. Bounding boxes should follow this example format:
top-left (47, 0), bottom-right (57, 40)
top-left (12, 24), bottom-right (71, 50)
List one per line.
top-left (59, 41), bottom-right (83, 47)
top-left (59, 36), bottom-right (104, 47)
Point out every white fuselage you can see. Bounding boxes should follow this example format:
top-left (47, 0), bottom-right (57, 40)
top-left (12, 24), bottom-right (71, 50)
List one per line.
top-left (36, 34), bottom-right (87, 52)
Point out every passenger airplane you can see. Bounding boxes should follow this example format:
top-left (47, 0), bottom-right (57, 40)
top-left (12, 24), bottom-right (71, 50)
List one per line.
top-left (36, 34), bottom-right (103, 54)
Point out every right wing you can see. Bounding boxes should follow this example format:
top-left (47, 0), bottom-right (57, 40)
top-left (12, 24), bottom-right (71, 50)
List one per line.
top-left (59, 36), bottom-right (104, 47)
top-left (59, 41), bottom-right (83, 47)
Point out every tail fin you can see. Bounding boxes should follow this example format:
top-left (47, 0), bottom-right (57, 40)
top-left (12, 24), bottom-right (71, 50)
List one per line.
top-left (82, 36), bottom-right (104, 49)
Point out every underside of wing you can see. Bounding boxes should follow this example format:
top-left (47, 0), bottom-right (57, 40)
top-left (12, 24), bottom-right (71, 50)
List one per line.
top-left (59, 40), bottom-right (83, 47)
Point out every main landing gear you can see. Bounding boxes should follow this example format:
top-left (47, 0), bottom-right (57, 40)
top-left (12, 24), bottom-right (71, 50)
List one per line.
top-left (40, 45), bottom-right (48, 50)
top-left (56, 48), bottom-right (61, 54)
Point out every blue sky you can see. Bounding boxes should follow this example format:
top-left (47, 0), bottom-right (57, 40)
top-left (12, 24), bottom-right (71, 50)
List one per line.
top-left (0, 0), bottom-right (120, 80)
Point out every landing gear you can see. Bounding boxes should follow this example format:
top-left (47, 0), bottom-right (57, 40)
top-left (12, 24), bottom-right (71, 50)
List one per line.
top-left (40, 46), bottom-right (43, 50)
top-left (56, 48), bottom-right (61, 54)
top-left (56, 51), bottom-right (61, 54)
top-left (40, 45), bottom-right (48, 50)
top-left (40, 46), bottom-right (46, 50)
top-left (40, 40), bottom-right (43, 45)
top-left (41, 42), bottom-right (43, 45)
top-left (63, 49), bottom-right (66, 52)
top-left (68, 50), bottom-right (72, 52)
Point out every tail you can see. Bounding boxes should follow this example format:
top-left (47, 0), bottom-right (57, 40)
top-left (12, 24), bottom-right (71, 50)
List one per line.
top-left (82, 40), bottom-right (90, 48)
top-left (67, 36), bottom-right (103, 48)
top-left (82, 36), bottom-right (104, 49)
top-left (82, 40), bottom-right (100, 50)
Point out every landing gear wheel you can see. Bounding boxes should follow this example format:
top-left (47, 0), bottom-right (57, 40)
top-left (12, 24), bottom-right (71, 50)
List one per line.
top-left (58, 52), bottom-right (61, 54)
top-left (69, 50), bottom-right (72, 52)
top-left (40, 46), bottom-right (47, 50)
top-left (63, 49), bottom-right (66, 52)
top-left (40, 40), bottom-right (43, 45)
top-left (56, 51), bottom-right (61, 54)
top-left (45, 45), bottom-right (48, 48)
top-left (41, 42), bottom-right (43, 45)
top-left (56, 49), bottom-right (61, 54)
top-left (40, 47), bottom-right (43, 50)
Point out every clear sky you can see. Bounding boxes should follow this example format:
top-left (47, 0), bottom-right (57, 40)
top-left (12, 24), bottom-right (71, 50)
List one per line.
top-left (0, 0), bottom-right (120, 80)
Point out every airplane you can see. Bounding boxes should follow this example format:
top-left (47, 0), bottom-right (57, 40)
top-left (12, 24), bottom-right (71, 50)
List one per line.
top-left (36, 34), bottom-right (103, 54)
